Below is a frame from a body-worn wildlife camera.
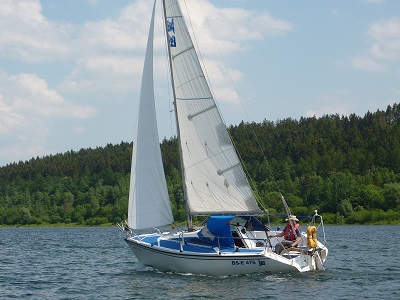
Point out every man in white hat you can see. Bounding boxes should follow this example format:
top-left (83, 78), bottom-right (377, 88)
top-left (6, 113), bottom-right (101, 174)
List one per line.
top-left (269, 215), bottom-right (301, 254)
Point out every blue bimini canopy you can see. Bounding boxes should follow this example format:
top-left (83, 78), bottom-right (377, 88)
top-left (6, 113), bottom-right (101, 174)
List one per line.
top-left (242, 216), bottom-right (266, 231)
top-left (198, 216), bottom-right (234, 248)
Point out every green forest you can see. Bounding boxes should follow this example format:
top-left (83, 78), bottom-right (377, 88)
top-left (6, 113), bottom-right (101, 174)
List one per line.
top-left (1, 103), bottom-right (400, 226)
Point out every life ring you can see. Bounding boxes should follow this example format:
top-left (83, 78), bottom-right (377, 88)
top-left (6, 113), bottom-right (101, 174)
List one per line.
top-left (307, 226), bottom-right (318, 248)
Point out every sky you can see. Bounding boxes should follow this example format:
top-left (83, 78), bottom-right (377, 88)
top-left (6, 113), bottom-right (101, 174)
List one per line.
top-left (1, 0), bottom-right (400, 167)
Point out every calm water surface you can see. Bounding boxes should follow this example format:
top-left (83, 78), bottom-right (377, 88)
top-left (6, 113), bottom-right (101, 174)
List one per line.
top-left (1, 225), bottom-right (399, 299)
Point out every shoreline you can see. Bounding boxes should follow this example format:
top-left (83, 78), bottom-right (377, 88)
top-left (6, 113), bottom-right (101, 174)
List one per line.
top-left (1, 222), bottom-right (398, 229)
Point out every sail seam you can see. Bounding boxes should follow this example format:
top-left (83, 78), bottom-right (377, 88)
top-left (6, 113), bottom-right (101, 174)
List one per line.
top-left (176, 97), bottom-right (212, 101)
top-left (166, 15), bottom-right (182, 19)
top-left (175, 74), bottom-right (206, 90)
top-left (184, 146), bottom-right (235, 170)
top-left (172, 45), bottom-right (194, 59)
top-left (187, 104), bottom-right (216, 120)
top-left (217, 163), bottom-right (240, 176)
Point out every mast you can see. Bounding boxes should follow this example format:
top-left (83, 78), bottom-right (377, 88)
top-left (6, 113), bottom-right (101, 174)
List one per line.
top-left (161, 0), bottom-right (193, 230)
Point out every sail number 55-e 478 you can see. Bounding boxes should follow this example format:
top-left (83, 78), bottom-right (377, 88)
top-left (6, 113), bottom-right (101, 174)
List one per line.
top-left (231, 260), bottom-right (256, 266)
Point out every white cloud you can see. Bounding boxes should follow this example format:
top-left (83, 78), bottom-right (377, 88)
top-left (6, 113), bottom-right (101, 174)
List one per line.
top-left (364, 0), bottom-right (384, 3)
top-left (0, 95), bottom-right (24, 134)
top-left (166, 1), bottom-right (293, 108)
top-left (0, 0), bottom-right (292, 164)
top-left (60, 0), bottom-right (291, 101)
top-left (0, 71), bottom-right (97, 163)
top-left (6, 73), bottom-right (97, 119)
top-left (305, 90), bottom-right (358, 118)
top-left (0, 0), bottom-right (72, 62)
top-left (352, 55), bottom-right (387, 72)
top-left (80, 1), bottom-right (161, 53)
top-left (0, 0), bottom-right (291, 95)
top-left (73, 126), bottom-right (86, 133)
top-left (352, 16), bottom-right (400, 72)
top-left (0, 143), bottom-right (49, 164)
top-left (368, 17), bottom-right (400, 60)
top-left (182, 1), bottom-right (293, 55)
top-left (85, 0), bottom-right (99, 5)
top-left (331, 9), bottom-right (340, 17)
top-left (62, 55), bottom-right (142, 90)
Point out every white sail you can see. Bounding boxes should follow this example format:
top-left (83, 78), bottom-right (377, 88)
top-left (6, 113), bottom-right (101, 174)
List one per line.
top-left (128, 1), bottom-right (173, 229)
top-left (164, 0), bottom-right (259, 215)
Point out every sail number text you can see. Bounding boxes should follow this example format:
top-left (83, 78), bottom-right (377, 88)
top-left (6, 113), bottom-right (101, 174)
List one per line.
top-left (231, 260), bottom-right (256, 266)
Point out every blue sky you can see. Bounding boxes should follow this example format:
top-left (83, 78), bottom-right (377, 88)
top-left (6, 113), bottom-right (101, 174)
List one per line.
top-left (1, 0), bottom-right (399, 166)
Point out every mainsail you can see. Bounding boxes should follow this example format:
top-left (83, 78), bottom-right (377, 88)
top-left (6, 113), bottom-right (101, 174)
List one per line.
top-left (128, 1), bottom-right (173, 229)
top-left (164, 0), bottom-right (260, 215)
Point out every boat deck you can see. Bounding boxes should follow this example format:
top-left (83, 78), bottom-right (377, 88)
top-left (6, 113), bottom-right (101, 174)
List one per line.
top-left (132, 234), bottom-right (265, 254)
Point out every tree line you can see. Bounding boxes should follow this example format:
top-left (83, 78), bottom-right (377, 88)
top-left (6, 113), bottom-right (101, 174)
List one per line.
top-left (1, 103), bottom-right (400, 226)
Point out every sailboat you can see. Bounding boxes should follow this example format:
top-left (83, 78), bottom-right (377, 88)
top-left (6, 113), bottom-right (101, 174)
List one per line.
top-left (118, 0), bottom-right (328, 275)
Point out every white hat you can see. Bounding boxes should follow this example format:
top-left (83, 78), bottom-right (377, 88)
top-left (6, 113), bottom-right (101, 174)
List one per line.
top-left (285, 215), bottom-right (299, 222)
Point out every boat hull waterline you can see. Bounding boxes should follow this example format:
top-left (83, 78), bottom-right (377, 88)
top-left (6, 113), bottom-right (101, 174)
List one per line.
top-left (125, 232), bottom-right (327, 276)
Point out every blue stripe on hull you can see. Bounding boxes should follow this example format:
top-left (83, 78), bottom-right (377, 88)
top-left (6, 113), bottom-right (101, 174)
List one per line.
top-left (126, 238), bottom-right (265, 260)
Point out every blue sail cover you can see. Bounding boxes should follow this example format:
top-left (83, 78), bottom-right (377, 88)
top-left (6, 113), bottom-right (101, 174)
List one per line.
top-left (198, 216), bottom-right (234, 248)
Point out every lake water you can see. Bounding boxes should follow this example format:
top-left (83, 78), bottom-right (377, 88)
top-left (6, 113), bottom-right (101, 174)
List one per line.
top-left (1, 225), bottom-right (399, 299)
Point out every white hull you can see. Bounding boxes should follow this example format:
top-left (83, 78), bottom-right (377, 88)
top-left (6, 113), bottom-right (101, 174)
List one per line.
top-left (125, 230), bottom-right (328, 276)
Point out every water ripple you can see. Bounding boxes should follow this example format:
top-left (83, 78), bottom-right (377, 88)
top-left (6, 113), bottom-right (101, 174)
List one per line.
top-left (1, 225), bottom-right (400, 299)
